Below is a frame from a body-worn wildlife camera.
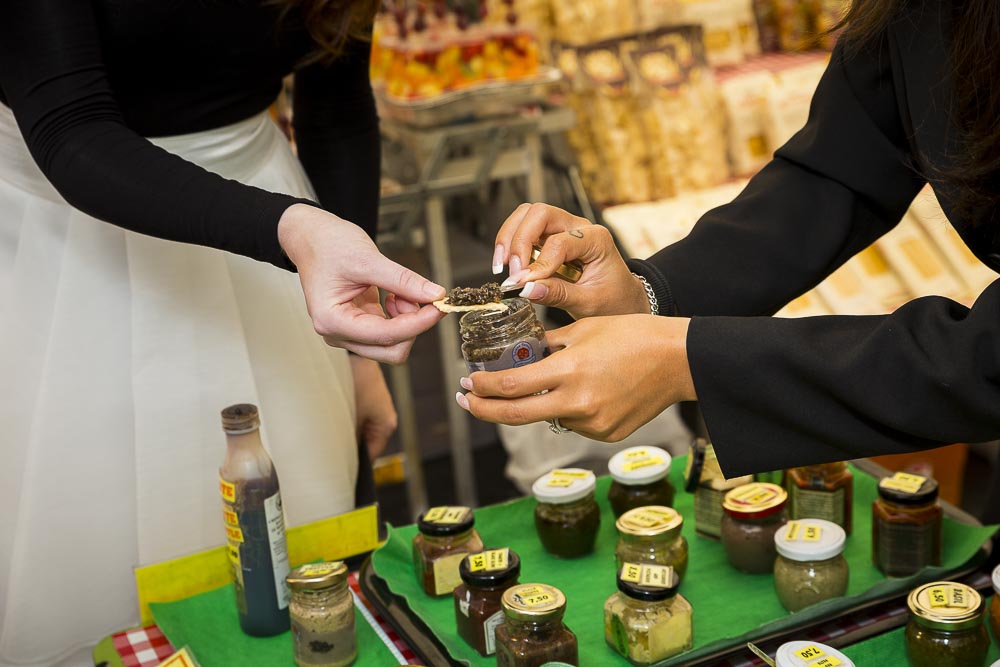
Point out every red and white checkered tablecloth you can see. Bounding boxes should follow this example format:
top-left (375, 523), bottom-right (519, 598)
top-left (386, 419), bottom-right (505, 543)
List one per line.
top-left (111, 627), bottom-right (175, 667)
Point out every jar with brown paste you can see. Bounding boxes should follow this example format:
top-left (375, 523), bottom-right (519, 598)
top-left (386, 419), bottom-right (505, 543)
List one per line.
top-left (991, 565), bottom-right (1000, 642)
top-left (684, 438), bottom-right (753, 540)
top-left (787, 462), bottom-right (853, 535)
top-left (286, 562), bottom-right (356, 667)
top-left (532, 469), bottom-right (601, 558)
top-left (460, 298), bottom-right (549, 373)
top-left (905, 581), bottom-right (990, 667)
top-left (872, 472), bottom-right (942, 577)
top-left (607, 446), bottom-right (675, 518)
top-left (495, 584), bottom-right (578, 667)
top-left (614, 506), bottom-right (688, 581)
top-left (412, 506), bottom-right (484, 596)
top-left (453, 548), bottom-right (521, 656)
top-left (604, 563), bottom-right (693, 665)
top-left (773, 519), bottom-right (849, 612)
top-left (720, 482), bottom-right (788, 574)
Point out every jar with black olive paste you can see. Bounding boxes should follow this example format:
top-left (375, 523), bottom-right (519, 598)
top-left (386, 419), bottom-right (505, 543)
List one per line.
top-left (684, 438), bottom-right (753, 540)
top-left (532, 469), bottom-right (601, 558)
top-left (286, 561), bottom-right (356, 667)
top-left (412, 506), bottom-right (484, 596)
top-left (607, 446), bottom-right (675, 518)
top-left (460, 297), bottom-right (549, 373)
top-left (773, 641), bottom-right (856, 667)
top-left (615, 506), bottom-right (688, 581)
top-left (453, 548), bottom-right (521, 656)
top-left (990, 565), bottom-right (1000, 642)
top-left (720, 482), bottom-right (789, 574)
top-left (787, 461), bottom-right (854, 535)
top-left (495, 584), bottom-right (578, 667)
top-left (905, 581), bottom-right (990, 667)
top-left (872, 472), bottom-right (942, 577)
top-left (773, 519), bottom-right (849, 612)
top-left (605, 563), bottom-right (693, 665)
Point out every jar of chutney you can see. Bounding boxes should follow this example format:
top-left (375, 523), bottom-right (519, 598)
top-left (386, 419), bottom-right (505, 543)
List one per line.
top-left (720, 482), bottom-right (788, 574)
top-left (533, 469), bottom-right (601, 558)
top-left (905, 581), bottom-right (990, 667)
top-left (872, 472), bottom-right (942, 577)
top-left (773, 519), bottom-right (849, 612)
top-left (607, 446), bottom-right (675, 518)
top-left (453, 548), bottom-right (521, 656)
top-left (787, 461), bottom-right (853, 535)
top-left (495, 584), bottom-right (578, 667)
top-left (412, 506), bottom-right (484, 596)
top-left (614, 506), bottom-right (688, 581)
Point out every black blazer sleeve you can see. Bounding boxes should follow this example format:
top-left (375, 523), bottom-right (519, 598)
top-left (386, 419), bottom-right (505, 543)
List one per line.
top-left (293, 38), bottom-right (381, 240)
top-left (0, 0), bottom-right (312, 270)
top-left (630, 36), bottom-right (1000, 477)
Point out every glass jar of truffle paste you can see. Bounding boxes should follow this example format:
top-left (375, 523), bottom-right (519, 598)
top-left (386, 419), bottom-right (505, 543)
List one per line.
top-left (412, 506), bottom-right (484, 596)
top-left (872, 472), bottom-right (942, 577)
top-left (991, 565), bottom-right (1000, 642)
top-left (787, 462), bottom-right (854, 535)
top-left (607, 446), bottom-right (675, 518)
top-left (905, 581), bottom-right (990, 667)
top-left (684, 438), bottom-right (753, 540)
top-left (286, 562), bottom-right (356, 667)
top-left (615, 506), bottom-right (688, 581)
top-left (460, 297), bottom-right (549, 373)
top-left (453, 548), bottom-right (521, 656)
top-left (605, 563), bottom-right (693, 665)
top-left (774, 641), bottom-right (855, 667)
top-left (720, 482), bottom-right (788, 574)
top-left (533, 469), bottom-right (601, 558)
top-left (495, 584), bottom-right (578, 667)
top-left (773, 519), bottom-right (849, 612)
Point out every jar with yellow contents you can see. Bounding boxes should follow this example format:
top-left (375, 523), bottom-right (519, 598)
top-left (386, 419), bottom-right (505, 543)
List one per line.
top-left (904, 581), bottom-right (990, 667)
top-left (614, 506), bottom-right (688, 581)
top-left (495, 584), bottom-right (578, 667)
top-left (604, 563), bottom-right (693, 665)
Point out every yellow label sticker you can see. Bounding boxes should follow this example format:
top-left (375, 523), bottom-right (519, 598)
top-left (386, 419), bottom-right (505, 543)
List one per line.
top-left (225, 526), bottom-right (244, 543)
top-left (880, 472), bottom-right (926, 495)
top-left (155, 647), bottom-right (199, 667)
top-left (222, 509), bottom-right (239, 528)
top-left (423, 506), bottom-right (448, 522)
top-left (629, 511), bottom-right (667, 528)
top-left (794, 645), bottom-right (826, 660)
top-left (785, 521), bottom-right (801, 542)
top-left (623, 456), bottom-right (665, 473)
top-left (297, 563), bottom-right (339, 577)
top-left (623, 449), bottom-right (650, 460)
top-left (551, 470), bottom-right (589, 479)
top-left (812, 657), bottom-right (842, 667)
top-left (949, 586), bottom-right (969, 609)
top-left (219, 478), bottom-right (235, 503)
top-left (620, 563), bottom-right (642, 584)
top-left (547, 478), bottom-right (575, 488)
top-left (423, 506), bottom-right (468, 524)
top-left (468, 548), bottom-right (509, 573)
top-left (227, 544), bottom-right (241, 566)
top-left (638, 564), bottom-right (674, 589)
top-left (803, 525), bottom-right (823, 542)
top-left (512, 586), bottom-right (553, 608)
top-left (929, 586), bottom-right (950, 608)
top-left (892, 472), bottom-right (927, 487)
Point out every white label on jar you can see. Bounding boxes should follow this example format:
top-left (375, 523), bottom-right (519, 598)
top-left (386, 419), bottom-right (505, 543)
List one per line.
top-left (791, 486), bottom-right (845, 527)
top-left (433, 553), bottom-right (468, 596)
top-left (483, 609), bottom-right (505, 655)
top-left (695, 487), bottom-right (725, 538)
top-left (264, 492), bottom-right (292, 609)
top-left (466, 338), bottom-right (550, 373)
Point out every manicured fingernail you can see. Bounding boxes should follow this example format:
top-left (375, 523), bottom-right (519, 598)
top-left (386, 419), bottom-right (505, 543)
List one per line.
top-left (492, 245), bottom-right (505, 275)
top-left (460, 376), bottom-right (473, 391)
top-left (510, 254), bottom-right (522, 274)
top-left (500, 269), bottom-right (530, 290)
top-left (519, 281), bottom-right (548, 300)
top-left (455, 391), bottom-right (470, 410)
top-left (424, 282), bottom-right (446, 299)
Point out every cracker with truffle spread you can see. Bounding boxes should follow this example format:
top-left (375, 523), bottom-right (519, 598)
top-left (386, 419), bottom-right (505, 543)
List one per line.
top-left (433, 282), bottom-right (509, 313)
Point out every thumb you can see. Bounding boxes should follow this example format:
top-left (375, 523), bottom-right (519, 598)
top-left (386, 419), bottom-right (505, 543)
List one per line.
top-left (361, 254), bottom-right (445, 304)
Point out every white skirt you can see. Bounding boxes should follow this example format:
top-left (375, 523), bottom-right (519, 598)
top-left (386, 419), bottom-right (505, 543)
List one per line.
top-left (0, 106), bottom-right (359, 665)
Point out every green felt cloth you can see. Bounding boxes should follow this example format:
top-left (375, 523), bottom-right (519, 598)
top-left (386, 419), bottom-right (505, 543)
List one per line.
top-left (151, 584), bottom-right (400, 667)
top-left (370, 461), bottom-right (998, 667)
top-left (842, 596), bottom-right (1000, 662)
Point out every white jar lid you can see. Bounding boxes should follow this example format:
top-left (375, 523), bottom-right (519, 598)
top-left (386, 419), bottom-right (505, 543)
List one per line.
top-left (532, 468), bottom-right (597, 504)
top-left (774, 519), bottom-right (846, 562)
top-left (775, 641), bottom-right (854, 667)
top-left (608, 446), bottom-right (672, 486)
top-left (993, 564), bottom-right (1000, 596)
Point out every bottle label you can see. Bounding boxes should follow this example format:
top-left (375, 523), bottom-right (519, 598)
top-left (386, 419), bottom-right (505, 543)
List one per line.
top-left (483, 610), bottom-right (504, 655)
top-left (432, 553), bottom-right (468, 596)
top-left (790, 486), bottom-right (845, 526)
top-left (264, 492), bottom-right (292, 609)
top-left (694, 487), bottom-right (725, 538)
top-left (466, 338), bottom-right (550, 373)
top-left (875, 515), bottom-right (938, 574)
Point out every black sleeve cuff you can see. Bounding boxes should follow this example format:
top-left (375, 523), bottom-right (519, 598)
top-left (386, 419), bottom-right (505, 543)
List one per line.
top-left (626, 258), bottom-right (678, 316)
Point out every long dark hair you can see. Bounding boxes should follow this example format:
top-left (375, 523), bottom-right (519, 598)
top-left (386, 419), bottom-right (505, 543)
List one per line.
top-left (839, 0), bottom-right (1000, 223)
top-left (280, 0), bottom-right (380, 62)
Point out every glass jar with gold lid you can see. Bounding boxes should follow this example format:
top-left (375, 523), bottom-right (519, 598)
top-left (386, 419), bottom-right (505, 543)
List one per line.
top-left (720, 482), bottom-right (788, 574)
top-left (607, 446), bottom-right (675, 518)
top-left (412, 506), bottom-right (484, 597)
top-left (286, 561), bottom-right (356, 667)
top-left (614, 506), bottom-right (688, 581)
top-left (495, 584), bottom-right (578, 667)
top-left (533, 469), bottom-right (601, 558)
top-left (604, 563), bottom-right (693, 665)
top-left (904, 581), bottom-right (990, 667)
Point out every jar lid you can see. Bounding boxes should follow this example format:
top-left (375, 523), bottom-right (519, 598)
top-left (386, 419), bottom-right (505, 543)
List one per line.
top-left (459, 548), bottom-right (521, 587)
top-left (907, 581), bottom-right (985, 631)
top-left (617, 563), bottom-right (680, 602)
top-left (616, 506), bottom-right (683, 539)
top-left (723, 482), bottom-right (788, 519)
top-left (993, 564), bottom-right (1000, 596)
top-left (417, 506), bottom-right (475, 536)
top-left (221, 403), bottom-right (260, 434)
top-left (532, 468), bottom-right (596, 504)
top-left (501, 583), bottom-right (566, 621)
top-left (774, 519), bottom-right (846, 562)
top-left (877, 471), bottom-right (939, 505)
top-left (774, 641), bottom-right (855, 667)
top-left (286, 561), bottom-right (348, 591)
top-left (683, 438), bottom-right (709, 493)
top-left (608, 446), bottom-right (672, 486)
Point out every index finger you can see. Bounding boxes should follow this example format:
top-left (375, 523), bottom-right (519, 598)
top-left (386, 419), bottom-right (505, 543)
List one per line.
top-left (321, 303), bottom-right (444, 348)
top-left (495, 203), bottom-right (587, 273)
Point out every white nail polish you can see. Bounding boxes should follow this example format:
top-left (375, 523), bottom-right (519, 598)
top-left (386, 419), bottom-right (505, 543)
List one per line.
top-left (492, 245), bottom-right (504, 275)
top-left (519, 282), bottom-right (535, 299)
top-left (510, 254), bottom-right (522, 274)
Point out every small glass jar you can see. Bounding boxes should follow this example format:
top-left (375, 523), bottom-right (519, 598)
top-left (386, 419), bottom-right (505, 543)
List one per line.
top-left (684, 438), bottom-right (753, 540)
top-left (605, 564), bottom-right (693, 665)
top-left (607, 446), bottom-right (675, 518)
top-left (773, 519), bottom-right (849, 612)
top-left (904, 581), bottom-right (990, 667)
top-left (720, 482), bottom-right (788, 574)
top-left (453, 548), bottom-right (521, 656)
top-left (773, 640), bottom-right (855, 667)
top-left (991, 565), bottom-right (1000, 643)
top-left (495, 584), bottom-right (578, 667)
top-left (460, 298), bottom-right (549, 373)
top-left (787, 462), bottom-right (854, 535)
top-left (872, 472), bottom-right (942, 577)
top-left (286, 562), bottom-right (356, 667)
top-left (614, 506), bottom-right (688, 581)
top-left (533, 469), bottom-right (601, 558)
top-left (412, 506), bottom-right (484, 596)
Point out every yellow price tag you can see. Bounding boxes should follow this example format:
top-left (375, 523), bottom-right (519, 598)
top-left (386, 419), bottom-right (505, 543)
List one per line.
top-left (785, 521), bottom-right (801, 542)
top-left (621, 563), bottom-right (643, 584)
top-left (803, 525), bottom-right (823, 542)
top-left (222, 509), bottom-right (239, 528)
top-left (929, 587), bottom-right (949, 608)
top-left (227, 544), bottom-right (241, 566)
top-left (623, 457), bottom-right (665, 473)
top-left (424, 506), bottom-right (468, 524)
top-left (551, 469), bottom-right (589, 478)
top-left (469, 548), bottom-right (509, 572)
top-left (892, 472), bottom-right (927, 487)
top-left (225, 526), bottom-right (244, 544)
top-left (219, 478), bottom-right (236, 503)
top-left (629, 511), bottom-right (666, 528)
top-left (638, 564), bottom-right (673, 589)
top-left (794, 645), bottom-right (826, 660)
top-left (547, 478), bottom-right (575, 488)
top-left (811, 657), bottom-right (842, 667)
top-left (623, 449), bottom-right (650, 460)
top-left (423, 506), bottom-right (448, 522)
top-left (949, 586), bottom-right (970, 609)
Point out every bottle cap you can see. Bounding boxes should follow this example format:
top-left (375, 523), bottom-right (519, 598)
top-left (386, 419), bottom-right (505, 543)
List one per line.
top-left (286, 561), bottom-right (348, 591)
top-left (907, 581), bottom-right (984, 632)
top-left (459, 548), bottom-right (521, 587)
top-left (417, 506), bottom-right (475, 537)
top-left (774, 641), bottom-right (854, 667)
top-left (723, 483), bottom-right (788, 519)
top-left (501, 583), bottom-right (566, 621)
top-left (616, 506), bottom-right (683, 540)
top-left (608, 446), bottom-right (672, 486)
top-left (774, 519), bottom-right (846, 562)
top-left (877, 472), bottom-right (939, 506)
top-left (221, 403), bottom-right (260, 434)
top-left (616, 563), bottom-right (680, 602)
top-left (532, 468), bottom-right (597, 504)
